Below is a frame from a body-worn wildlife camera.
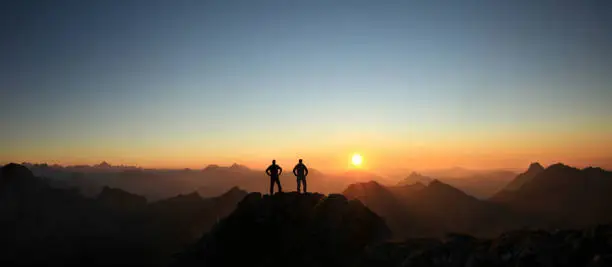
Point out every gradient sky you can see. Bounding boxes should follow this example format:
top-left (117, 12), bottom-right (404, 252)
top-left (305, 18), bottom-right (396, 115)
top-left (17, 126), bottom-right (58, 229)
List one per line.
top-left (1, 1), bottom-right (611, 172)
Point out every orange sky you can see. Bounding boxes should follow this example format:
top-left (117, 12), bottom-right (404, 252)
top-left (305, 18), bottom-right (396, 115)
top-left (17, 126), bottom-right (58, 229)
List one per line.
top-left (3, 121), bottom-right (611, 174)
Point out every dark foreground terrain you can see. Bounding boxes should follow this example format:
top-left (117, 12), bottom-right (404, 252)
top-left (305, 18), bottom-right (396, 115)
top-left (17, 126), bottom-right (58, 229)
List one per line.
top-left (178, 191), bottom-right (612, 267)
top-left (3, 163), bottom-right (612, 266)
top-left (0, 163), bottom-right (247, 265)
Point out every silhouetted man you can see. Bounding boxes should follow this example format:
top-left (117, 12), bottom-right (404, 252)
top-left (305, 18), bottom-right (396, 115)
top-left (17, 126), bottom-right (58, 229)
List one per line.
top-left (293, 159), bottom-right (309, 193)
top-left (266, 160), bottom-right (283, 195)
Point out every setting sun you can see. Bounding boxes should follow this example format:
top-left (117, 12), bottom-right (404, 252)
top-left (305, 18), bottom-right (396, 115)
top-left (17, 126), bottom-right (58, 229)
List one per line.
top-left (351, 153), bottom-right (363, 167)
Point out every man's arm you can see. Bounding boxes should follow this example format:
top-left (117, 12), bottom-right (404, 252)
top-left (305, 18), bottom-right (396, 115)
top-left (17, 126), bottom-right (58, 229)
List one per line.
top-left (304, 165), bottom-right (309, 176)
top-left (278, 166), bottom-right (283, 176)
top-left (293, 165), bottom-right (298, 176)
top-left (265, 166), bottom-right (271, 176)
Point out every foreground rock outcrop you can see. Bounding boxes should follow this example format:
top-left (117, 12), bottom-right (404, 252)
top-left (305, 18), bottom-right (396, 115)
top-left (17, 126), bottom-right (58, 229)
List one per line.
top-left (176, 192), bottom-right (391, 267)
top-left (363, 225), bottom-right (612, 267)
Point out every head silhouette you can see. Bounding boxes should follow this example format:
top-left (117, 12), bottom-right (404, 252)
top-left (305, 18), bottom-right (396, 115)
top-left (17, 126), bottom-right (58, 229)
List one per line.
top-left (272, 160), bottom-right (276, 164)
top-left (299, 159), bottom-right (303, 163)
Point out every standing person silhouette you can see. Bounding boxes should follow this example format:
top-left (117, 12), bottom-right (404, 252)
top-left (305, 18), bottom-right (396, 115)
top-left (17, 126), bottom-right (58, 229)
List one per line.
top-left (293, 159), bottom-right (309, 193)
top-left (265, 160), bottom-right (283, 195)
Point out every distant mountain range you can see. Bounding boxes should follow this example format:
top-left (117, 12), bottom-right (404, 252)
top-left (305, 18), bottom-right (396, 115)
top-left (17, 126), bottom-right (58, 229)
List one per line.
top-left (491, 163), bottom-right (612, 226)
top-left (345, 162), bottom-right (612, 238)
top-left (0, 163), bottom-right (247, 265)
top-left (21, 162), bottom-right (388, 200)
top-left (397, 169), bottom-right (517, 199)
top-left (3, 161), bottom-right (612, 265)
top-left (344, 179), bottom-right (515, 238)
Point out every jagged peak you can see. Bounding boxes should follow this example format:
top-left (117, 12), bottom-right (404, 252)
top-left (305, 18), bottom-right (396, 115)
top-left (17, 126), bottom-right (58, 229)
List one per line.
top-left (229, 163), bottom-right (249, 170)
top-left (398, 171), bottom-right (433, 186)
top-left (527, 162), bottom-right (545, 172)
top-left (203, 163), bottom-right (250, 171)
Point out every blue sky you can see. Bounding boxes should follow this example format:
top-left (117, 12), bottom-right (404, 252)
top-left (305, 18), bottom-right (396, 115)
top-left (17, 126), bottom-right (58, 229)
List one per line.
top-left (1, 1), bottom-right (611, 169)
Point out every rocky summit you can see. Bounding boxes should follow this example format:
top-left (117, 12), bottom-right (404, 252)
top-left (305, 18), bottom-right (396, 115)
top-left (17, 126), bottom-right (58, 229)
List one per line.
top-left (176, 192), bottom-right (391, 267)
top-left (175, 190), bottom-right (612, 267)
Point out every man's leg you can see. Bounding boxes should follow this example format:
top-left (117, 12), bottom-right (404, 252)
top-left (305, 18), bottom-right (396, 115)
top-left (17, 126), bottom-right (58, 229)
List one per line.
top-left (303, 178), bottom-right (307, 193)
top-left (270, 178), bottom-right (274, 195)
top-left (297, 178), bottom-right (301, 193)
top-left (276, 177), bottom-right (283, 192)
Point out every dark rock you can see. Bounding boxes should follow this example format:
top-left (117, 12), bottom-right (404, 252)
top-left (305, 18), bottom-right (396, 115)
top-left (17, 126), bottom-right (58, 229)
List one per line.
top-left (0, 163), bottom-right (41, 192)
top-left (176, 192), bottom-right (390, 267)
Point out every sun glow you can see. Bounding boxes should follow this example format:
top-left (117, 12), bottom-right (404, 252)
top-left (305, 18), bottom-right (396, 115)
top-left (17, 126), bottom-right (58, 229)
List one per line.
top-left (351, 153), bottom-right (363, 167)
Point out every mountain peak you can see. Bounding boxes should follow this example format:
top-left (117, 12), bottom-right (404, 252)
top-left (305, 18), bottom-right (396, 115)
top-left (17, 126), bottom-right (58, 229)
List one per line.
top-left (0, 163), bottom-right (40, 191)
top-left (398, 172), bottom-right (433, 186)
top-left (547, 163), bottom-right (575, 171)
top-left (528, 162), bottom-right (545, 172)
top-left (543, 163), bottom-right (582, 177)
top-left (218, 186), bottom-right (248, 199)
top-left (1, 163), bottom-right (35, 178)
top-left (97, 186), bottom-right (147, 208)
top-left (408, 171), bottom-right (422, 177)
top-left (345, 180), bottom-right (386, 192)
top-left (424, 179), bottom-right (471, 198)
top-left (96, 161), bottom-right (112, 168)
top-left (229, 163), bottom-right (249, 171)
top-left (497, 162), bottom-right (546, 192)
top-left (426, 179), bottom-right (451, 191)
top-left (203, 164), bottom-right (220, 171)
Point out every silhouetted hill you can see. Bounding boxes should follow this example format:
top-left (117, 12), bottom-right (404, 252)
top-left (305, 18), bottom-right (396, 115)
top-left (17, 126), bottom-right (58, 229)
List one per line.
top-left (398, 169), bottom-right (516, 199)
top-left (0, 163), bottom-right (41, 193)
top-left (344, 181), bottom-right (398, 207)
top-left (177, 192), bottom-right (391, 267)
top-left (422, 179), bottom-right (475, 200)
top-left (500, 162), bottom-right (545, 192)
top-left (345, 179), bottom-right (519, 238)
top-left (343, 181), bottom-right (414, 237)
top-left (0, 163), bottom-right (247, 265)
top-left (439, 170), bottom-right (516, 199)
top-left (491, 163), bottom-right (612, 227)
